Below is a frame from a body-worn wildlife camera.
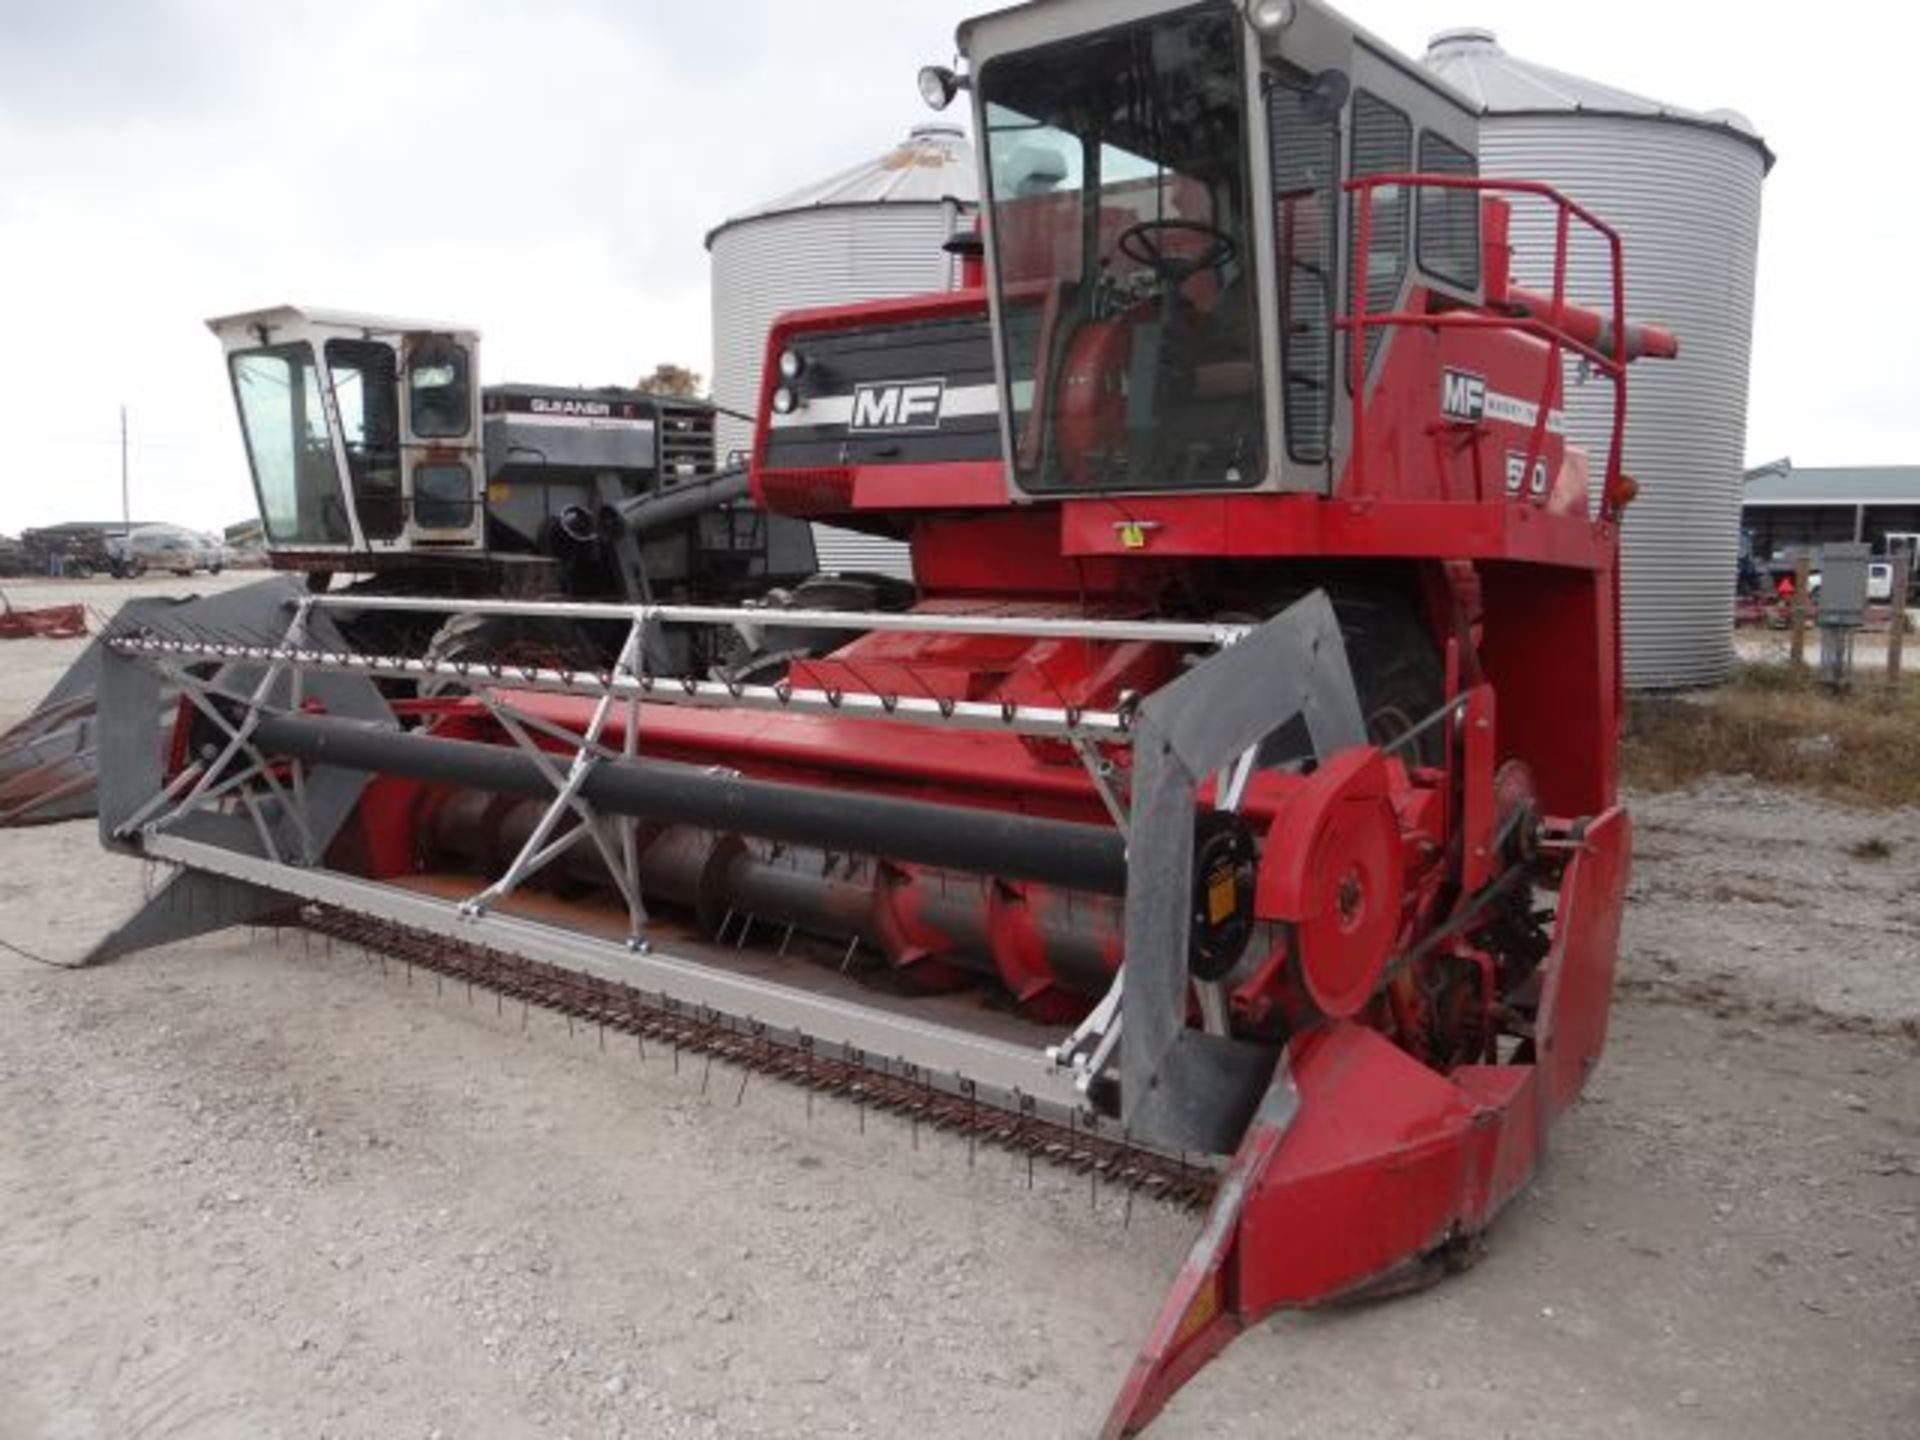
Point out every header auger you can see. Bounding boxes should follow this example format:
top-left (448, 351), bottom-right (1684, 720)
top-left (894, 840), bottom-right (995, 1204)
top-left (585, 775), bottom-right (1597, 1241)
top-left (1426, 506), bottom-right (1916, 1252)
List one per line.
top-left (84, 0), bottom-right (1672, 1430)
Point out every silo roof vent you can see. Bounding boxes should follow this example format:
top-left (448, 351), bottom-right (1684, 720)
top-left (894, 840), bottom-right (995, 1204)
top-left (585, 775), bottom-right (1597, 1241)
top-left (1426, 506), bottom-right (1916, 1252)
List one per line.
top-left (1426, 27), bottom-right (1500, 56)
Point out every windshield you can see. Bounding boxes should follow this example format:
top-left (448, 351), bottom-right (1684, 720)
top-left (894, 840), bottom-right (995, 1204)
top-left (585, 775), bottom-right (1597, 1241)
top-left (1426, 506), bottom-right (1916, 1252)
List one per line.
top-left (980, 3), bottom-right (1262, 492)
top-left (229, 344), bottom-right (352, 547)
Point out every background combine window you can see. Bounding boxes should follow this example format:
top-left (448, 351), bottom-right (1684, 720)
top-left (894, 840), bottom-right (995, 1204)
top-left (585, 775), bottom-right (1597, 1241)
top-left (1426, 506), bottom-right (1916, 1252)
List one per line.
top-left (1417, 131), bottom-right (1480, 290)
top-left (1268, 79), bottom-right (1339, 464)
top-left (229, 345), bottom-right (352, 547)
top-left (408, 337), bottom-right (471, 438)
top-left (1349, 90), bottom-right (1412, 378)
top-left (412, 462), bottom-right (474, 530)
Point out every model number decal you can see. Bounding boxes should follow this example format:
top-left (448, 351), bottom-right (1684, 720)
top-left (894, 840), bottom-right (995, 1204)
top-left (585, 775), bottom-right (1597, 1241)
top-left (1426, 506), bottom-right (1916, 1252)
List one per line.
top-left (1505, 452), bottom-right (1550, 498)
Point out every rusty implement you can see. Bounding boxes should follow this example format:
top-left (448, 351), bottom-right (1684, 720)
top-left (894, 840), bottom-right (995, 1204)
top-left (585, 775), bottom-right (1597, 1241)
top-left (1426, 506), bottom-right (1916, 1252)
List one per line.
top-left (0, 601), bottom-right (86, 640)
top-left (0, 588), bottom-right (93, 821)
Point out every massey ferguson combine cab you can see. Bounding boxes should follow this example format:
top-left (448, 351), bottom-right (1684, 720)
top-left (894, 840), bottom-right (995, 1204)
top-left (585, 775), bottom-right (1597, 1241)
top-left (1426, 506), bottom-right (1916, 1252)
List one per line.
top-left (86, 1), bottom-right (1674, 1430)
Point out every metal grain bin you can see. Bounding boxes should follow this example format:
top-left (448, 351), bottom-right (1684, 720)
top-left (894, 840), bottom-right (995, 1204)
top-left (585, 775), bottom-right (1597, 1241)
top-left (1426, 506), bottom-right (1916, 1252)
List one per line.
top-left (707, 124), bottom-right (978, 579)
top-left (1425, 29), bottom-right (1771, 688)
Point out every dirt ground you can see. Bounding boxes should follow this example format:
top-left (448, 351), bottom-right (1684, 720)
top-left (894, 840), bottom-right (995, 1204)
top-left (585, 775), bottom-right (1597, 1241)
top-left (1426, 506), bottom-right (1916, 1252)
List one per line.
top-left (1, 576), bottom-right (1916, 1439)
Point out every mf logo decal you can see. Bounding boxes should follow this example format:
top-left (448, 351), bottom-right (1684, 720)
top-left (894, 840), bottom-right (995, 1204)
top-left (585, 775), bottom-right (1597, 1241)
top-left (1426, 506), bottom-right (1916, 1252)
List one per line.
top-left (1440, 368), bottom-right (1487, 423)
top-left (849, 379), bottom-right (946, 432)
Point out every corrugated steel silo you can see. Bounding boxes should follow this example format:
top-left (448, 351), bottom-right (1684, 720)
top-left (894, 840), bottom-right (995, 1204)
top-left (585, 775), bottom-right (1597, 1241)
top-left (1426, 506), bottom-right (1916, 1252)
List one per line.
top-left (1425, 29), bottom-right (1771, 687)
top-left (707, 123), bottom-right (978, 578)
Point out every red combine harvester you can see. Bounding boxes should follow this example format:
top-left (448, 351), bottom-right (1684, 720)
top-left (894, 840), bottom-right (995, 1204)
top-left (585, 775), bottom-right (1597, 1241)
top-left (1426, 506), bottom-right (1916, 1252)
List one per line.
top-left (85, 0), bottom-right (1673, 1430)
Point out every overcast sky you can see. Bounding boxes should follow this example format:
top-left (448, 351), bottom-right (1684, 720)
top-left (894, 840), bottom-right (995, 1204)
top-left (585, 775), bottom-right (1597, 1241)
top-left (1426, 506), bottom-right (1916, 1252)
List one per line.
top-left (0, 0), bottom-right (1910, 534)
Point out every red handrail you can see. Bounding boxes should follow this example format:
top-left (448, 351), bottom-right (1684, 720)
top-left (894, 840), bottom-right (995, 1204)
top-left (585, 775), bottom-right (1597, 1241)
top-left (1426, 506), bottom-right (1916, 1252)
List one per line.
top-left (1340, 174), bottom-right (1633, 522)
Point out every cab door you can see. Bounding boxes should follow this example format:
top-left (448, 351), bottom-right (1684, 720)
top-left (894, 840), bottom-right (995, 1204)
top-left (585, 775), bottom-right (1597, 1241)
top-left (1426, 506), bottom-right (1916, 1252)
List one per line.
top-left (400, 333), bottom-right (486, 549)
top-left (320, 337), bottom-right (406, 543)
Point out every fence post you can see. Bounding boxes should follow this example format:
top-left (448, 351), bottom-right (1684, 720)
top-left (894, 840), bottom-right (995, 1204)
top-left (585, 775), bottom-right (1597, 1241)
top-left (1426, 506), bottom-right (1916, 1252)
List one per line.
top-left (1789, 554), bottom-right (1812, 669)
top-left (1888, 554), bottom-right (1911, 698)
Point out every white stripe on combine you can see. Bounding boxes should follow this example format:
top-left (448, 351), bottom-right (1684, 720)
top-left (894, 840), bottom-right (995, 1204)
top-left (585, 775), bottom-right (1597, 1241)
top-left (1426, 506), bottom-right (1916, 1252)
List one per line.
top-left (497, 413), bottom-right (657, 432)
top-left (768, 382), bottom-right (1001, 431)
top-left (1482, 389), bottom-right (1566, 436)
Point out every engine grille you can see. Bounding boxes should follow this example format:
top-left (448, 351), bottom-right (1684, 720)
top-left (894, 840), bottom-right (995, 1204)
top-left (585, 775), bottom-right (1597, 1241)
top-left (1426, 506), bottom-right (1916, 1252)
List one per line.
top-left (658, 401), bottom-right (718, 480)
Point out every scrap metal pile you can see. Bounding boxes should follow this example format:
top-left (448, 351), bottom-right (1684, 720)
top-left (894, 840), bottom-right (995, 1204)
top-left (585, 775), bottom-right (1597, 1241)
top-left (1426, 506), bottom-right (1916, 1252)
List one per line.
top-left (43, 0), bottom-right (1679, 1430)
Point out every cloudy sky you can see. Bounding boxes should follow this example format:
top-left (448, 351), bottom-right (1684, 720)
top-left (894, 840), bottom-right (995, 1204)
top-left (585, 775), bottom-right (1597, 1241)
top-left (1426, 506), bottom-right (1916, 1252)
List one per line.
top-left (0, 0), bottom-right (1909, 534)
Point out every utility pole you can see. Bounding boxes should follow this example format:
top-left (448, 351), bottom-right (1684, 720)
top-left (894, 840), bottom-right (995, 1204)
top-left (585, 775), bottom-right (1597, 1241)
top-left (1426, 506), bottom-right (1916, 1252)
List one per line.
top-left (120, 404), bottom-right (131, 537)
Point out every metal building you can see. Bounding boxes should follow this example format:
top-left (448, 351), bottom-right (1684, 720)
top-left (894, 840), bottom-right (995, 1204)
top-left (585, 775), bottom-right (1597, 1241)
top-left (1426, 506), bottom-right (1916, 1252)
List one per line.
top-left (1425, 29), bottom-right (1772, 687)
top-left (707, 123), bottom-right (978, 578)
top-left (1742, 462), bottom-right (1920, 561)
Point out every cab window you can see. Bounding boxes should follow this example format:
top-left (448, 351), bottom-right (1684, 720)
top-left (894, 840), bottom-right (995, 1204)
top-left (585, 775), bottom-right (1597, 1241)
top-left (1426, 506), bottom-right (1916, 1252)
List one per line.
top-left (1349, 90), bottom-right (1412, 378)
top-left (980, 4), bottom-right (1263, 491)
top-left (324, 339), bottom-right (404, 539)
top-left (1269, 76), bottom-right (1340, 463)
top-left (1416, 131), bottom-right (1480, 290)
top-left (408, 337), bottom-right (471, 438)
top-left (229, 344), bottom-right (352, 546)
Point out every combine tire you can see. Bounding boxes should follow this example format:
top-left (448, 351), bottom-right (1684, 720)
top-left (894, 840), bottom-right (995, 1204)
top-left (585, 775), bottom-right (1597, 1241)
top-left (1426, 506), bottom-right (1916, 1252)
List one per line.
top-left (1335, 592), bottom-right (1447, 769)
top-left (1249, 586), bottom-right (1446, 771)
top-left (419, 612), bottom-right (603, 696)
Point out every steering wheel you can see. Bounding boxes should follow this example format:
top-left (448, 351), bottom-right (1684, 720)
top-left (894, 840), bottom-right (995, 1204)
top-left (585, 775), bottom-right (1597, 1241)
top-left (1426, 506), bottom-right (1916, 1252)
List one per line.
top-left (1117, 218), bottom-right (1237, 284)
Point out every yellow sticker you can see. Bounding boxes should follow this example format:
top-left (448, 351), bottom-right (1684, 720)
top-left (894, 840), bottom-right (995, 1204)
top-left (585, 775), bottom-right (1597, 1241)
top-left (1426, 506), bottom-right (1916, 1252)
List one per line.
top-left (1119, 522), bottom-right (1147, 549)
top-left (1207, 866), bottom-right (1236, 924)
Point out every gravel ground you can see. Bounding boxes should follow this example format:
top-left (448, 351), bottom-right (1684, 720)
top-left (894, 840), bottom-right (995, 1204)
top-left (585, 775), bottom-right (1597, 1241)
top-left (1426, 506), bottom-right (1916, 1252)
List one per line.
top-left (2, 576), bottom-right (1916, 1439)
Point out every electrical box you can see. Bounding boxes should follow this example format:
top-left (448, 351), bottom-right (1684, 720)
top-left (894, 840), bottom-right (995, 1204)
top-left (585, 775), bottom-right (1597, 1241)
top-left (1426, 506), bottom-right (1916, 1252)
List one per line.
top-left (1817, 542), bottom-right (1870, 627)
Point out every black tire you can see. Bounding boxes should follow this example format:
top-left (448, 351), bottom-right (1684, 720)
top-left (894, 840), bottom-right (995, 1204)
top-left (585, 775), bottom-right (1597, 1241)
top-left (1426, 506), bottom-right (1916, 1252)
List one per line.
top-left (1248, 584), bottom-right (1446, 772)
top-left (1334, 590), bottom-right (1447, 769)
top-left (715, 570), bottom-right (917, 681)
top-left (418, 612), bottom-right (604, 697)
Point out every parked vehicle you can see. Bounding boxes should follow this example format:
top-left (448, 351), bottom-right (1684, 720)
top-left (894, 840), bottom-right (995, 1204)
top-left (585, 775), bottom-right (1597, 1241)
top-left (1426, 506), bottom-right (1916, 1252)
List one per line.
top-left (1808, 562), bottom-right (1896, 604)
top-left (106, 525), bottom-right (226, 578)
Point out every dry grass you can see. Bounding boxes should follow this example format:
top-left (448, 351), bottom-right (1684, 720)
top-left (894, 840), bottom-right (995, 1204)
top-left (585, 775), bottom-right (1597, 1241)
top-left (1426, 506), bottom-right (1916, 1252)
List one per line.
top-left (1624, 664), bottom-right (1920, 808)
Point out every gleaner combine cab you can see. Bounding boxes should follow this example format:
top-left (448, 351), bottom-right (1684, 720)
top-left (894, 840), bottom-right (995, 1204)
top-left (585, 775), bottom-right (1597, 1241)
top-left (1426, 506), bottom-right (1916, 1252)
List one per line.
top-left (83, 1), bottom-right (1674, 1431)
top-left (207, 305), bottom-right (817, 620)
